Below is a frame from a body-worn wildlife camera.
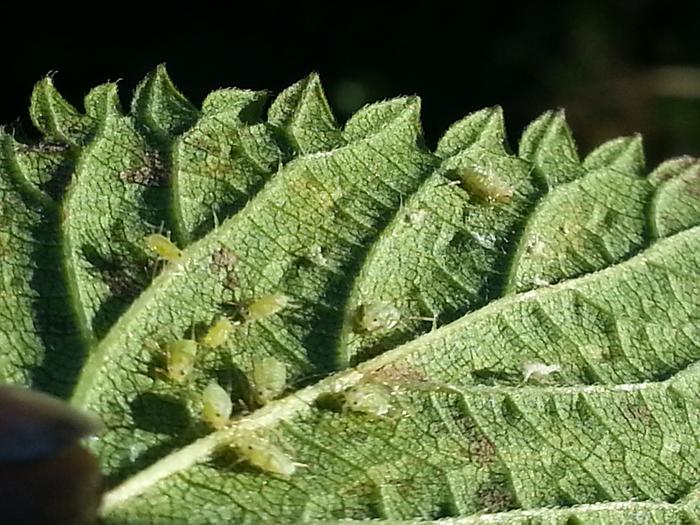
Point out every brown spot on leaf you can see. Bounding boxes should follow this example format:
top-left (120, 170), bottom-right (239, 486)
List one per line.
top-left (372, 362), bottom-right (426, 384)
top-left (118, 153), bottom-right (168, 187)
top-left (452, 413), bottom-right (497, 466)
top-left (476, 480), bottom-right (514, 512)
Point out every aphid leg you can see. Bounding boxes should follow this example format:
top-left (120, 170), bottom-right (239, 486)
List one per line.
top-left (436, 179), bottom-right (462, 188)
top-left (143, 339), bottom-right (170, 381)
top-left (406, 314), bottom-right (439, 331)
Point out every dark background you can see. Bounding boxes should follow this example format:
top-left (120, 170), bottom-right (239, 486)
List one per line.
top-left (4, 2), bottom-right (699, 165)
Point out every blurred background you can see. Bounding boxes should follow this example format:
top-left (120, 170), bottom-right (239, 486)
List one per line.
top-left (3, 2), bottom-right (699, 165)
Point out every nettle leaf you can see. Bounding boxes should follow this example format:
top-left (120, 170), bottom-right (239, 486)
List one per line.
top-left (1, 67), bottom-right (699, 525)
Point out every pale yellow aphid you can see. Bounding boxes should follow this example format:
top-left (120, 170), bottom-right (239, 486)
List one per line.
top-left (521, 362), bottom-right (561, 383)
top-left (352, 302), bottom-right (401, 334)
top-left (200, 317), bottom-right (237, 348)
top-left (343, 383), bottom-right (393, 417)
top-left (234, 436), bottom-right (299, 477)
top-left (144, 233), bottom-right (183, 262)
top-left (241, 293), bottom-right (297, 323)
top-left (251, 357), bottom-right (287, 406)
top-left (201, 381), bottom-right (233, 429)
top-left (165, 339), bottom-right (198, 383)
top-left (452, 166), bottom-right (513, 205)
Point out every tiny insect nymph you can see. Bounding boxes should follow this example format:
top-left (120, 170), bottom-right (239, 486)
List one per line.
top-left (240, 293), bottom-right (297, 323)
top-left (144, 233), bottom-right (183, 262)
top-left (200, 317), bottom-right (236, 348)
top-left (234, 436), bottom-right (299, 477)
top-left (343, 383), bottom-right (393, 417)
top-left (352, 302), bottom-right (402, 334)
top-left (250, 357), bottom-right (287, 406)
top-left (201, 381), bottom-right (233, 429)
top-left (452, 166), bottom-right (513, 205)
top-left (521, 362), bottom-right (561, 383)
top-left (165, 339), bottom-right (198, 383)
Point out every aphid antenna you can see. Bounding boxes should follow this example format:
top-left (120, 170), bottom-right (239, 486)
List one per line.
top-left (405, 314), bottom-right (439, 332)
top-left (436, 179), bottom-right (462, 189)
top-left (143, 220), bottom-right (167, 236)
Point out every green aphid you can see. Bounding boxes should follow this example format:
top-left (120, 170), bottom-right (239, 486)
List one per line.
top-left (201, 381), bottom-right (233, 429)
top-left (201, 317), bottom-right (236, 348)
top-left (241, 294), bottom-right (297, 323)
top-left (144, 233), bottom-right (183, 262)
top-left (251, 357), bottom-right (287, 406)
top-left (343, 383), bottom-right (393, 417)
top-left (165, 339), bottom-right (198, 383)
top-left (352, 302), bottom-right (401, 334)
top-left (233, 435), bottom-right (300, 477)
top-left (453, 166), bottom-right (513, 205)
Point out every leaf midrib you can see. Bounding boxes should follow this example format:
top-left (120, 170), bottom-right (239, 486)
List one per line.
top-left (99, 225), bottom-right (699, 514)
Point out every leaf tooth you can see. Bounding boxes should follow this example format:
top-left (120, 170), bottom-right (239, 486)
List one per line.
top-left (131, 63), bottom-right (199, 141)
top-left (583, 134), bottom-right (645, 175)
top-left (648, 155), bottom-right (699, 187)
top-left (343, 96), bottom-right (422, 145)
top-left (201, 88), bottom-right (267, 121)
top-left (519, 109), bottom-right (582, 188)
top-left (647, 156), bottom-right (700, 238)
top-left (29, 75), bottom-right (92, 145)
top-left (83, 82), bottom-right (122, 121)
top-left (436, 105), bottom-right (506, 158)
top-left (268, 72), bottom-right (343, 154)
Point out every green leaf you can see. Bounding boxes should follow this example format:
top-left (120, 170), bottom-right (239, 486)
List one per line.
top-left (1, 67), bottom-right (699, 524)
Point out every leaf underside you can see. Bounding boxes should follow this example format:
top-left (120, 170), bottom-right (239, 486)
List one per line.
top-left (1, 65), bottom-right (699, 524)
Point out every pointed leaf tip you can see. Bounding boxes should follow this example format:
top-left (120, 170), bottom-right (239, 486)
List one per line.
top-left (437, 105), bottom-right (506, 158)
top-left (268, 73), bottom-right (343, 153)
top-left (85, 82), bottom-right (121, 113)
top-left (29, 76), bottom-right (90, 145)
top-left (583, 134), bottom-right (645, 174)
top-left (519, 109), bottom-right (582, 186)
top-left (200, 88), bottom-right (267, 122)
top-left (343, 96), bottom-right (422, 143)
top-left (131, 66), bottom-right (199, 140)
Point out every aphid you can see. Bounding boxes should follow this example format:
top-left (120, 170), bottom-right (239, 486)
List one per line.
top-left (521, 362), bottom-right (561, 383)
top-left (452, 166), bottom-right (513, 205)
top-left (525, 234), bottom-right (546, 256)
top-left (200, 317), bottom-right (237, 348)
top-left (250, 357), bottom-right (287, 406)
top-left (307, 245), bottom-right (328, 266)
top-left (352, 302), bottom-right (402, 334)
top-left (240, 293), bottom-right (297, 323)
top-left (343, 383), bottom-right (393, 417)
top-left (144, 233), bottom-right (183, 262)
top-left (201, 381), bottom-right (233, 429)
top-left (165, 339), bottom-right (198, 383)
top-left (234, 436), bottom-right (299, 477)
top-left (405, 208), bottom-right (427, 226)
top-left (530, 276), bottom-right (551, 288)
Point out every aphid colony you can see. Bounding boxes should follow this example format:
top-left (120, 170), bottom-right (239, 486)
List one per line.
top-left (142, 228), bottom-right (431, 477)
